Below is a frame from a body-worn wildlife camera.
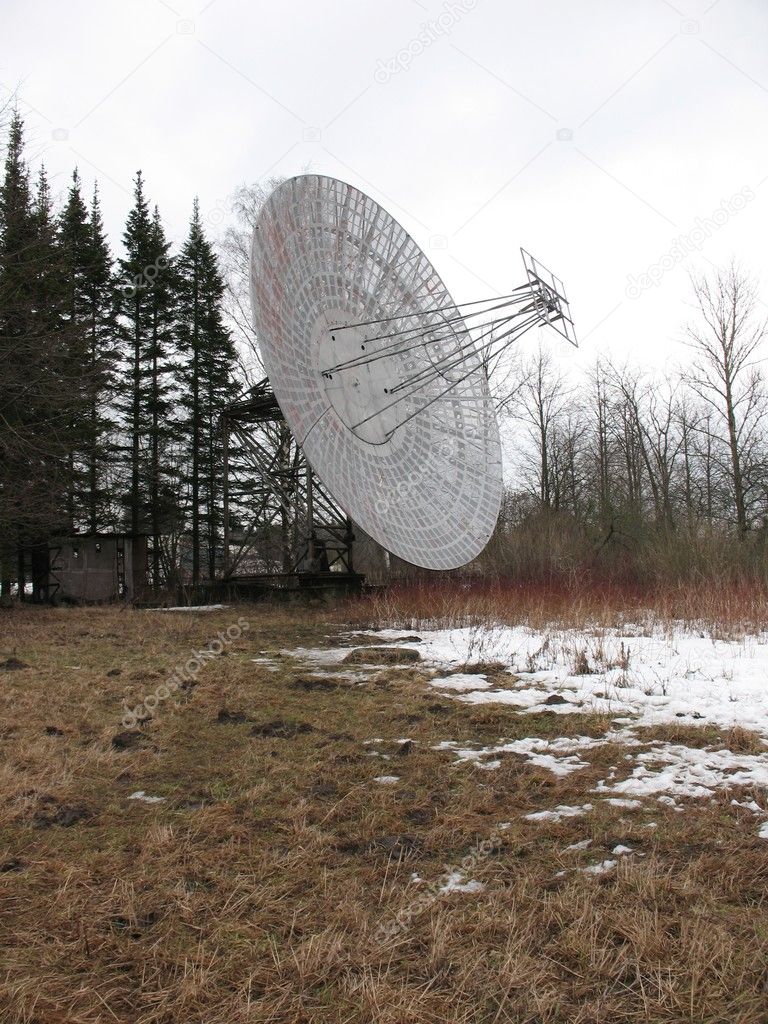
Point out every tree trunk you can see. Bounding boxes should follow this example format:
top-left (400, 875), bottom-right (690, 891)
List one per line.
top-left (151, 308), bottom-right (161, 589)
top-left (131, 298), bottom-right (141, 537)
top-left (190, 271), bottom-right (200, 584)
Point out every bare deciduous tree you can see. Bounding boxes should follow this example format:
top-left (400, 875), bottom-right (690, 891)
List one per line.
top-left (515, 346), bottom-right (573, 511)
top-left (218, 178), bottom-right (286, 383)
top-left (683, 264), bottom-right (767, 535)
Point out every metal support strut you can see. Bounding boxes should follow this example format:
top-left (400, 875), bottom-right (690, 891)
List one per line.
top-left (321, 248), bottom-right (576, 440)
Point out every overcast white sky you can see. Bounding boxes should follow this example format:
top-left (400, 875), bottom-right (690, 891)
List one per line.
top-left (3, 0), bottom-right (768, 373)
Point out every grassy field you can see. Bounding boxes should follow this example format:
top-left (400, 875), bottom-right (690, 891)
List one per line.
top-left (2, 593), bottom-right (768, 1023)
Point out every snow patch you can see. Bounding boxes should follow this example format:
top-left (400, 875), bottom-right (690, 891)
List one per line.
top-left (438, 871), bottom-right (485, 894)
top-left (436, 735), bottom-right (605, 777)
top-left (379, 624), bottom-right (768, 736)
top-left (158, 604), bottom-right (226, 612)
top-left (431, 673), bottom-right (491, 692)
top-left (580, 859), bottom-right (617, 875)
top-left (594, 743), bottom-right (768, 801)
top-left (525, 803), bottom-right (593, 822)
top-left (731, 798), bottom-right (766, 815)
top-left (281, 646), bottom-right (350, 665)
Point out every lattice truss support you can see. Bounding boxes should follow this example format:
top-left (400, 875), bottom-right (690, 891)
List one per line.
top-left (221, 380), bottom-right (354, 578)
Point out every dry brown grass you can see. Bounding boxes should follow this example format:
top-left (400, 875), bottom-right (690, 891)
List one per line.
top-left (358, 578), bottom-right (768, 635)
top-left (1, 603), bottom-right (767, 1023)
top-left (634, 722), bottom-right (768, 754)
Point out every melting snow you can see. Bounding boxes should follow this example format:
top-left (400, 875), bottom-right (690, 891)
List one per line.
top-left (374, 625), bottom-right (768, 735)
top-left (281, 646), bottom-right (351, 665)
top-left (158, 605), bottom-right (226, 612)
top-left (525, 803), bottom-right (593, 822)
top-left (580, 859), bottom-right (617, 875)
top-left (594, 743), bottom-right (768, 800)
top-left (374, 624), bottom-right (768, 807)
top-left (435, 736), bottom-right (606, 777)
top-left (438, 871), bottom-right (485, 894)
top-left (128, 791), bottom-right (165, 803)
top-left (291, 627), bottom-right (768, 827)
top-left (430, 673), bottom-right (491, 691)
top-left (731, 798), bottom-right (766, 814)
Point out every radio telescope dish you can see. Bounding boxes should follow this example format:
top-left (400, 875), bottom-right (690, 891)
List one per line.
top-left (249, 175), bottom-right (503, 570)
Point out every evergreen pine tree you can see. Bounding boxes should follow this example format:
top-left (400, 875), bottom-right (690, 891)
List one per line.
top-left (30, 167), bottom-right (71, 527)
top-left (59, 173), bottom-right (118, 532)
top-left (0, 112), bottom-right (34, 591)
top-left (84, 184), bottom-right (118, 532)
top-left (0, 115), bottom-right (72, 593)
top-left (177, 197), bottom-right (237, 582)
top-left (59, 168), bottom-right (92, 527)
top-left (115, 173), bottom-right (179, 587)
top-left (116, 170), bottom-right (154, 539)
top-left (145, 204), bottom-right (179, 585)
